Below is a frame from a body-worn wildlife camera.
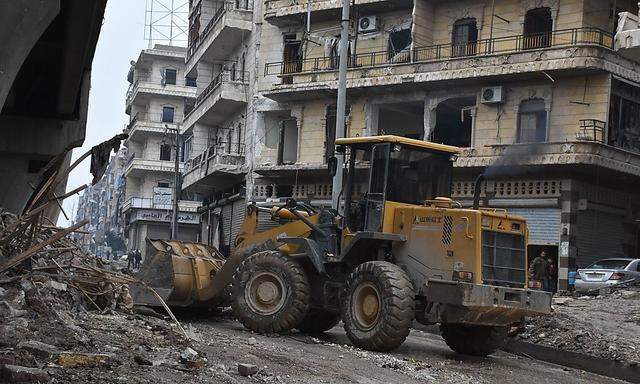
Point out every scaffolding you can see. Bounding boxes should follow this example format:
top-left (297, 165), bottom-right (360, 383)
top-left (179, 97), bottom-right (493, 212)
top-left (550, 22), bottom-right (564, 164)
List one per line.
top-left (144, 0), bottom-right (189, 47)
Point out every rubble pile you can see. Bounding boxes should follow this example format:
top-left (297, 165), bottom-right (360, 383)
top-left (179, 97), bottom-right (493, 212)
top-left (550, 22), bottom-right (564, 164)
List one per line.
top-left (518, 288), bottom-right (640, 364)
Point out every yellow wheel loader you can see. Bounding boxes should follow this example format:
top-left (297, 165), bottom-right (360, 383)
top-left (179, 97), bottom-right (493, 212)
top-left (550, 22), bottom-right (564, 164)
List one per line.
top-left (134, 135), bottom-right (552, 356)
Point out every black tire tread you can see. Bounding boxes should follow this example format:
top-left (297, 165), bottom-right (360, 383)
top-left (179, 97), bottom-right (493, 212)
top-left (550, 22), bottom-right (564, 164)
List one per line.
top-left (342, 261), bottom-right (415, 352)
top-left (440, 324), bottom-right (508, 356)
top-left (232, 251), bottom-right (310, 334)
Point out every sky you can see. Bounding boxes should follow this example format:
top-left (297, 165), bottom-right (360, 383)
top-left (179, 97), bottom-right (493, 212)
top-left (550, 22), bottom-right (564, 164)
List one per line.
top-left (58, 0), bottom-right (187, 226)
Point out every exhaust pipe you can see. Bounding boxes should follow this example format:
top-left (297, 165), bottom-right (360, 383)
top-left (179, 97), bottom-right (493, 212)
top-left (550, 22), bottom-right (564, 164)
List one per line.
top-left (473, 174), bottom-right (485, 210)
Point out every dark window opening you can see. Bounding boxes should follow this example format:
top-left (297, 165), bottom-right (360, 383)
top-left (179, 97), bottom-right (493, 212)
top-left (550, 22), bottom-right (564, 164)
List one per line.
top-left (325, 104), bottom-right (351, 163)
top-left (185, 77), bottom-right (197, 87)
top-left (431, 97), bottom-right (475, 147)
top-left (160, 144), bottom-right (172, 161)
top-left (329, 37), bottom-right (352, 69)
top-left (609, 80), bottom-right (640, 153)
top-left (275, 184), bottom-right (293, 198)
top-left (377, 102), bottom-right (424, 140)
top-left (518, 99), bottom-right (547, 143)
top-left (388, 29), bottom-right (412, 62)
top-left (162, 106), bottom-right (175, 123)
top-left (278, 119), bottom-right (298, 165)
top-left (523, 7), bottom-right (553, 49)
top-left (282, 35), bottom-right (302, 84)
top-left (452, 18), bottom-right (478, 57)
top-left (164, 69), bottom-right (177, 85)
top-left (158, 182), bottom-right (170, 188)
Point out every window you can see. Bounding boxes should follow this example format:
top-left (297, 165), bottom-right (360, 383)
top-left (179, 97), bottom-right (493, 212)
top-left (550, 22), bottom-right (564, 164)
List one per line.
top-left (388, 29), bottom-right (411, 62)
top-left (164, 68), bottom-right (177, 85)
top-left (162, 106), bottom-right (175, 123)
top-left (160, 144), bottom-right (172, 161)
top-left (185, 77), bottom-right (197, 87)
top-left (452, 18), bottom-right (478, 57)
top-left (157, 182), bottom-right (170, 188)
top-left (523, 7), bottom-right (553, 49)
top-left (518, 99), bottom-right (547, 143)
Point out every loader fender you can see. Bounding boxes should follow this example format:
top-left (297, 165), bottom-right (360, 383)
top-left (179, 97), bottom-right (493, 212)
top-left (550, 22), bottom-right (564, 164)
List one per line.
top-left (276, 235), bottom-right (327, 276)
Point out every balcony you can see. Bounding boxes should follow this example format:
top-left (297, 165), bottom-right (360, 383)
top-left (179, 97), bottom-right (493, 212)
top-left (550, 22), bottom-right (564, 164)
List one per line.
top-left (264, 0), bottom-right (412, 26)
top-left (182, 70), bottom-right (249, 131)
top-left (615, 10), bottom-right (640, 62)
top-left (263, 27), bottom-right (621, 102)
top-left (122, 197), bottom-right (201, 213)
top-left (126, 113), bottom-right (183, 142)
top-left (182, 142), bottom-right (246, 194)
top-left (125, 76), bottom-right (197, 113)
top-left (124, 154), bottom-right (184, 178)
top-left (185, 2), bottom-right (253, 76)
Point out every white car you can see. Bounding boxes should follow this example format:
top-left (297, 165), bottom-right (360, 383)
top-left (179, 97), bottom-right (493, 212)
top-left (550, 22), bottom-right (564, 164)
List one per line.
top-left (575, 258), bottom-right (640, 293)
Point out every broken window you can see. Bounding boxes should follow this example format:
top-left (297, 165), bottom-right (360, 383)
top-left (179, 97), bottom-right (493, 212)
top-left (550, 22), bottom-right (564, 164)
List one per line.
top-left (452, 18), bottom-right (478, 57)
top-left (160, 143), bottom-right (172, 161)
top-left (163, 69), bottom-right (177, 85)
top-left (431, 97), bottom-right (475, 147)
top-left (162, 106), bottom-right (175, 123)
top-left (282, 35), bottom-right (302, 84)
top-left (377, 102), bottom-right (424, 140)
top-left (523, 7), bottom-right (553, 49)
top-left (388, 28), bottom-right (411, 62)
top-left (609, 80), bottom-right (640, 152)
top-left (278, 119), bottom-right (298, 165)
top-left (325, 104), bottom-right (351, 163)
top-left (518, 99), bottom-right (547, 143)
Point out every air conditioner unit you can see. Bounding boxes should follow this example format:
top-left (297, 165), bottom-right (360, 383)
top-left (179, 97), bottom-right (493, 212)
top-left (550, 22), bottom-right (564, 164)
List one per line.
top-left (480, 86), bottom-right (504, 104)
top-left (358, 16), bottom-right (378, 34)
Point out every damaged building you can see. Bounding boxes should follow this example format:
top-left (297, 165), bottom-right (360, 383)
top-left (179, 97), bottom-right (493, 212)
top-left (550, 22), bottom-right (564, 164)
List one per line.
top-left (0, 0), bottom-right (107, 221)
top-left (123, 45), bottom-right (202, 258)
top-left (254, 0), bottom-right (640, 288)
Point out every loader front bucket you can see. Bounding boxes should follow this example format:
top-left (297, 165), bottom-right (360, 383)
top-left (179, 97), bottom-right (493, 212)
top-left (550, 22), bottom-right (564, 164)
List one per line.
top-left (130, 239), bottom-right (228, 308)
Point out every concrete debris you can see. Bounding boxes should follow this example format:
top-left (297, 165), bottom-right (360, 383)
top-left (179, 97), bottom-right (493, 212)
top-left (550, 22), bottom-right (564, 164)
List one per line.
top-left (179, 347), bottom-right (198, 361)
top-left (56, 352), bottom-right (112, 368)
top-left (238, 363), bottom-right (259, 376)
top-left (1, 364), bottom-right (50, 383)
top-left (16, 340), bottom-right (57, 359)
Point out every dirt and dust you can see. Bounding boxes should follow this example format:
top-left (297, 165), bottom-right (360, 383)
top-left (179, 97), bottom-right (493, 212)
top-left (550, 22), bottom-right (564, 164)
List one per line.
top-left (519, 288), bottom-right (640, 364)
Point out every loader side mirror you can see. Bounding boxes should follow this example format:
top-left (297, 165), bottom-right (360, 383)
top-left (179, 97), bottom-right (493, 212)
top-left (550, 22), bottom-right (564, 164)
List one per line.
top-left (327, 156), bottom-right (338, 176)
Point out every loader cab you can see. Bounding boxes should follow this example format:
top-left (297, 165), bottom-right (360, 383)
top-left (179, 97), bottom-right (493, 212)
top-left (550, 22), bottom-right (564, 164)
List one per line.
top-left (336, 136), bottom-right (460, 233)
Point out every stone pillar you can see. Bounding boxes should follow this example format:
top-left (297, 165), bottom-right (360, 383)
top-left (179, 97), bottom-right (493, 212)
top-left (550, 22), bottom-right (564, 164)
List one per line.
top-left (559, 180), bottom-right (578, 291)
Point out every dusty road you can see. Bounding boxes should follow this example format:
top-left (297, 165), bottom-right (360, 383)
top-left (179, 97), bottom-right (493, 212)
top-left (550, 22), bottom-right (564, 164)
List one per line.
top-left (175, 316), bottom-right (624, 384)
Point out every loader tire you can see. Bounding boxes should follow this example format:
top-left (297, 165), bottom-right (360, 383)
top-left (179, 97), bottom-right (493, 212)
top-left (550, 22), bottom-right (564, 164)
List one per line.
top-left (440, 324), bottom-right (508, 356)
top-left (232, 251), bottom-right (310, 334)
top-left (341, 261), bottom-right (415, 351)
top-left (296, 309), bottom-right (341, 334)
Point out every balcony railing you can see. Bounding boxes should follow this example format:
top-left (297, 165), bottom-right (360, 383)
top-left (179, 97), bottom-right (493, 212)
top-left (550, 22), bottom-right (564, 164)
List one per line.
top-left (187, 1), bottom-right (254, 61)
top-left (123, 197), bottom-right (201, 212)
top-left (126, 76), bottom-right (197, 104)
top-left (129, 112), bottom-right (185, 125)
top-left (185, 142), bottom-right (245, 174)
top-left (577, 119), bottom-right (606, 143)
top-left (264, 27), bottom-right (614, 76)
top-left (187, 70), bottom-right (249, 117)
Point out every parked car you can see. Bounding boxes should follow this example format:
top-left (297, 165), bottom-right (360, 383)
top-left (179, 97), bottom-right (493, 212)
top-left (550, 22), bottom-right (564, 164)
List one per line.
top-left (575, 258), bottom-right (640, 293)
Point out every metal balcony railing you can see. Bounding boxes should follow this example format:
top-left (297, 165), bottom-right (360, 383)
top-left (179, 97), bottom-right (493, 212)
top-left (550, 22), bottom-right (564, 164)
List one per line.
top-left (128, 112), bottom-right (185, 126)
top-left (577, 119), bottom-right (606, 143)
top-left (185, 142), bottom-right (245, 174)
top-left (187, 1), bottom-right (254, 61)
top-left (188, 70), bottom-right (250, 116)
top-left (264, 27), bottom-right (614, 76)
top-left (126, 76), bottom-right (196, 104)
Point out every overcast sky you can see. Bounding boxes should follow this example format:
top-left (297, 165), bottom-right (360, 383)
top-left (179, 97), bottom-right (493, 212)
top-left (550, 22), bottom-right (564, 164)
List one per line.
top-left (58, 0), bottom-right (187, 226)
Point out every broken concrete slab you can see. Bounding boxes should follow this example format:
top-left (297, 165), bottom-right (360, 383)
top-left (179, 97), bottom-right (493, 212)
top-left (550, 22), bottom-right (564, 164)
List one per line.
top-left (1, 364), bottom-right (50, 383)
top-left (16, 341), bottom-right (57, 359)
top-left (238, 363), bottom-right (259, 377)
top-left (56, 352), bottom-right (111, 368)
top-left (45, 280), bottom-right (67, 292)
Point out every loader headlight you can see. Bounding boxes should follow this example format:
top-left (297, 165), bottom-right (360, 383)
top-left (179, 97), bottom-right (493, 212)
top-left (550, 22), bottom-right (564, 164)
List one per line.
top-left (453, 271), bottom-right (474, 282)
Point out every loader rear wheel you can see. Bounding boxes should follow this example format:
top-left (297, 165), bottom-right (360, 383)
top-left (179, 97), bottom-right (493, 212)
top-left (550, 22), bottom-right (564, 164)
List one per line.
top-left (232, 251), bottom-right (310, 334)
top-left (440, 324), bottom-right (508, 356)
top-left (341, 261), bottom-right (415, 351)
top-left (296, 309), bottom-right (341, 334)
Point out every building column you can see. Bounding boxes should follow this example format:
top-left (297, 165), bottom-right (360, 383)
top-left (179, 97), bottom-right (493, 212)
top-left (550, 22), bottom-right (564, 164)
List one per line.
top-left (559, 180), bottom-right (578, 291)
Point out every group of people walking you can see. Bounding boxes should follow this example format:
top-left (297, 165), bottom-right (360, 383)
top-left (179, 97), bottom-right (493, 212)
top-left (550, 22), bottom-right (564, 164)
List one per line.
top-left (127, 249), bottom-right (142, 270)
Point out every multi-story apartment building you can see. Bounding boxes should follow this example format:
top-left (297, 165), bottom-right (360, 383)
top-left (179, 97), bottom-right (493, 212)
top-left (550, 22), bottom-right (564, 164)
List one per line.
top-left (248, 0), bottom-right (640, 288)
top-left (123, 45), bottom-right (202, 258)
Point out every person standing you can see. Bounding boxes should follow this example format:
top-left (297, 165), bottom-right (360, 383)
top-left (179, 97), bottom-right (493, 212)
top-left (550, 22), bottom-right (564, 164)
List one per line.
top-left (127, 250), bottom-right (134, 270)
top-left (546, 257), bottom-right (558, 293)
top-left (134, 249), bottom-right (142, 269)
top-left (529, 251), bottom-right (548, 290)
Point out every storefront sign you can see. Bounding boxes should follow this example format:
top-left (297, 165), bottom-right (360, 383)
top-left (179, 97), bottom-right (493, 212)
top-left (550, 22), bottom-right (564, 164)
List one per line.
top-left (153, 187), bottom-right (173, 206)
top-left (130, 209), bottom-right (199, 225)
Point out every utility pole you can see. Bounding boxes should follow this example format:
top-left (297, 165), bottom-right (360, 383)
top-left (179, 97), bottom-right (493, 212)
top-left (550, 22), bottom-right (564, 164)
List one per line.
top-left (165, 124), bottom-right (181, 239)
top-left (331, 0), bottom-right (351, 213)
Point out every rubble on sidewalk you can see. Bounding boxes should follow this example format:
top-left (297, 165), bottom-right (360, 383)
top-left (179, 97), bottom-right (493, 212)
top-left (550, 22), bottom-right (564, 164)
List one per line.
top-left (518, 287), bottom-right (640, 364)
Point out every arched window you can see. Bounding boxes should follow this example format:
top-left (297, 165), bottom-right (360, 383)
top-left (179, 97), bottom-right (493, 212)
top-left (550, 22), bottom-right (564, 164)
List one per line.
top-left (452, 18), bottom-right (478, 57)
top-left (518, 99), bottom-right (547, 143)
top-left (523, 7), bottom-right (553, 49)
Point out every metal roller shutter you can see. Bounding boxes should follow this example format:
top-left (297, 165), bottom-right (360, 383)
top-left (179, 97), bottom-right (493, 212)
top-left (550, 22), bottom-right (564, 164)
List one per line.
top-left (230, 199), bottom-right (246, 254)
top-left (221, 203), bottom-right (233, 254)
top-left (577, 210), bottom-right (625, 267)
top-left (508, 208), bottom-right (561, 245)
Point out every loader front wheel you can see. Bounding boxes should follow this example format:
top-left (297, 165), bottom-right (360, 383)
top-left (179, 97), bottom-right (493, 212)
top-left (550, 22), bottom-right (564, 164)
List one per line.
top-left (440, 324), bottom-right (508, 356)
top-left (232, 251), bottom-right (310, 334)
top-left (341, 261), bottom-right (415, 351)
top-left (296, 309), bottom-right (341, 334)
